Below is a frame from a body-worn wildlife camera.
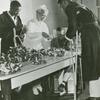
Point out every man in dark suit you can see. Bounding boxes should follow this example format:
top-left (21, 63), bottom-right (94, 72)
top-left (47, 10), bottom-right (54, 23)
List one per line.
top-left (0, 0), bottom-right (24, 54)
top-left (57, 0), bottom-right (100, 100)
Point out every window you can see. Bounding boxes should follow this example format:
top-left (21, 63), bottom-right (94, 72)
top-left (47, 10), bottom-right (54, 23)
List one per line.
top-left (96, 0), bottom-right (100, 20)
top-left (96, 0), bottom-right (100, 6)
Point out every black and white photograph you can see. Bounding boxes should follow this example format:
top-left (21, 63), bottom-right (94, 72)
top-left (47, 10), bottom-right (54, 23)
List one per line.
top-left (0, 0), bottom-right (100, 100)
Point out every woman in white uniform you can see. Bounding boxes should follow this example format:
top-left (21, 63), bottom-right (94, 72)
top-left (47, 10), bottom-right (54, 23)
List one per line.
top-left (23, 5), bottom-right (50, 97)
top-left (23, 5), bottom-right (50, 50)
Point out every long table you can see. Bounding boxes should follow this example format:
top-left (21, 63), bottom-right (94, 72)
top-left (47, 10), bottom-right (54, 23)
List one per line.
top-left (0, 52), bottom-right (77, 100)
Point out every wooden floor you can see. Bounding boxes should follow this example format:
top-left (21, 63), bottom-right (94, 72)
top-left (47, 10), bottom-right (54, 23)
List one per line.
top-left (0, 82), bottom-right (89, 100)
top-left (10, 89), bottom-right (89, 100)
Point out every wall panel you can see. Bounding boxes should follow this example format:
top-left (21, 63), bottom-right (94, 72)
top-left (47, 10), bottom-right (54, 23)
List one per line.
top-left (31, 0), bottom-right (68, 34)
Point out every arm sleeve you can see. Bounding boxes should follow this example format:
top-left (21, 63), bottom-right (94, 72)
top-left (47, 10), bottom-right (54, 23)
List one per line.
top-left (0, 16), bottom-right (5, 38)
top-left (66, 6), bottom-right (77, 39)
top-left (42, 22), bottom-right (49, 35)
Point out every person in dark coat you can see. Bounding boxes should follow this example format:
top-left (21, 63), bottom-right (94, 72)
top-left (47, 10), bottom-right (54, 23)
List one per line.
top-left (0, 1), bottom-right (24, 54)
top-left (57, 0), bottom-right (100, 100)
top-left (51, 27), bottom-right (70, 50)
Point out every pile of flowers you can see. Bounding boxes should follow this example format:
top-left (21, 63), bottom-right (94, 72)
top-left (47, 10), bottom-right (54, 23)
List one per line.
top-left (0, 46), bottom-right (46, 74)
top-left (29, 49), bottom-right (47, 65)
top-left (0, 46), bottom-right (27, 74)
top-left (0, 46), bottom-right (66, 74)
top-left (39, 48), bottom-right (65, 57)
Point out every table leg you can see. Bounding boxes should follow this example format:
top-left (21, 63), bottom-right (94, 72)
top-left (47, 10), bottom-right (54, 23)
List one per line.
top-left (1, 79), bottom-right (12, 100)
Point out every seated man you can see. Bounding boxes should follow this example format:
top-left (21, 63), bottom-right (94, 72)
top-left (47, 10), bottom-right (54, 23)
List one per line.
top-left (51, 27), bottom-right (76, 96)
top-left (51, 27), bottom-right (70, 50)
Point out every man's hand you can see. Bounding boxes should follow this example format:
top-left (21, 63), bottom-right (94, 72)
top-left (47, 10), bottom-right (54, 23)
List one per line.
top-left (22, 25), bottom-right (27, 33)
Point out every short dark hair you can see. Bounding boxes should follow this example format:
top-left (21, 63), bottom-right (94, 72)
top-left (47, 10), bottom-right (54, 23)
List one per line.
top-left (57, 0), bottom-right (71, 4)
top-left (10, 0), bottom-right (21, 8)
top-left (57, 0), bottom-right (63, 4)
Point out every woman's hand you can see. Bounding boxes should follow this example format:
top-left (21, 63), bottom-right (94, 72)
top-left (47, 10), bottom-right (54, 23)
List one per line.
top-left (42, 32), bottom-right (51, 40)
